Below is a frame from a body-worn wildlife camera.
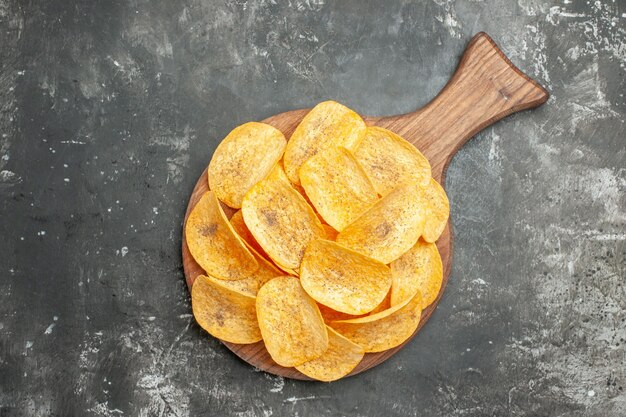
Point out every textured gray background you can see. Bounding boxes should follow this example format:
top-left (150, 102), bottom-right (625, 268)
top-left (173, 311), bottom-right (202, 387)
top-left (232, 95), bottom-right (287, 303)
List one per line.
top-left (1, 0), bottom-right (624, 416)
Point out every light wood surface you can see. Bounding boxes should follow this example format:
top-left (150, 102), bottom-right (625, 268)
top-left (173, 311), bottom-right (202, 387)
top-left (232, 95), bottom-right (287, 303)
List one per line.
top-left (182, 32), bottom-right (548, 380)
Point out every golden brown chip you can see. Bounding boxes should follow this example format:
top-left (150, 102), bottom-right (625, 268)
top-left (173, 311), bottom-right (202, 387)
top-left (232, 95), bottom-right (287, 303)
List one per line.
top-left (317, 303), bottom-right (365, 322)
top-left (322, 224), bottom-right (338, 241)
top-left (232, 210), bottom-right (300, 279)
top-left (369, 290), bottom-right (391, 315)
top-left (242, 165), bottom-right (325, 271)
top-left (208, 122), bottom-right (287, 209)
top-left (186, 191), bottom-right (258, 280)
top-left (300, 240), bottom-right (392, 315)
top-left (336, 182), bottom-right (428, 264)
top-left (330, 291), bottom-right (422, 353)
top-left (422, 178), bottom-right (450, 242)
top-left (295, 327), bottom-right (364, 381)
top-left (256, 277), bottom-right (328, 367)
top-left (319, 290), bottom-right (388, 323)
top-left (390, 240), bottom-right (443, 308)
top-left (213, 250), bottom-right (282, 296)
top-left (354, 127), bottom-right (431, 195)
top-left (283, 101), bottom-right (366, 184)
top-left (300, 147), bottom-right (379, 231)
top-left (291, 182), bottom-right (314, 209)
top-left (191, 275), bottom-right (261, 344)
top-left (230, 210), bottom-right (267, 258)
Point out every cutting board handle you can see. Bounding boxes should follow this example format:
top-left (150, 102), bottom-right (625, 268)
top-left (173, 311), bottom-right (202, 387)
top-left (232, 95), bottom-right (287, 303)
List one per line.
top-left (379, 32), bottom-right (549, 180)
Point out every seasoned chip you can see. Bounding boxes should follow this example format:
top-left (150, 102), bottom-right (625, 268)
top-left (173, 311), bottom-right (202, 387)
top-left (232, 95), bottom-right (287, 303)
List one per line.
top-left (295, 327), bottom-right (364, 381)
top-left (292, 182), bottom-right (328, 226)
top-left (322, 224), bottom-right (338, 241)
top-left (301, 240), bottom-right (392, 315)
top-left (191, 275), bottom-right (261, 344)
top-left (318, 289), bottom-right (388, 323)
top-left (336, 182), bottom-right (428, 264)
top-left (422, 178), bottom-right (450, 242)
top-left (213, 251), bottom-right (282, 296)
top-left (283, 101), bottom-right (365, 184)
top-left (186, 192), bottom-right (258, 280)
top-left (317, 303), bottom-right (364, 322)
top-left (232, 209), bottom-right (300, 277)
top-left (230, 210), bottom-right (267, 258)
top-left (256, 277), bottom-right (328, 367)
top-left (242, 165), bottom-right (325, 271)
top-left (354, 127), bottom-right (431, 195)
top-left (391, 240), bottom-right (443, 308)
top-left (300, 147), bottom-right (379, 231)
top-left (330, 291), bottom-right (422, 352)
top-left (369, 290), bottom-right (391, 315)
top-left (208, 122), bottom-right (287, 208)
top-left (291, 183), bottom-right (315, 209)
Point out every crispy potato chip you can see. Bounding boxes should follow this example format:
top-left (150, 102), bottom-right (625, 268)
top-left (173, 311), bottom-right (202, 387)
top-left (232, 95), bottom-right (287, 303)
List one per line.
top-left (283, 101), bottom-right (366, 184)
top-left (391, 240), bottom-right (443, 308)
top-left (322, 224), bottom-right (338, 241)
top-left (330, 290), bottom-right (422, 352)
top-left (317, 303), bottom-right (364, 322)
top-left (422, 178), bottom-right (450, 243)
top-left (256, 277), bottom-right (328, 367)
top-left (319, 289), bottom-right (389, 324)
top-left (354, 127), bottom-right (431, 195)
top-left (230, 210), bottom-right (267, 258)
top-left (301, 240), bottom-right (392, 315)
top-left (232, 210), bottom-right (301, 278)
top-left (213, 250), bottom-right (282, 296)
top-left (369, 290), bottom-right (391, 315)
top-left (300, 147), bottom-right (379, 231)
top-left (234, 209), bottom-right (301, 278)
top-left (186, 192), bottom-right (258, 280)
top-left (292, 182), bottom-right (328, 226)
top-left (336, 182), bottom-right (428, 264)
top-left (242, 165), bottom-right (325, 271)
top-left (295, 326), bottom-right (364, 381)
top-left (208, 122), bottom-right (287, 209)
top-left (291, 182), bottom-right (314, 208)
top-left (191, 275), bottom-right (261, 344)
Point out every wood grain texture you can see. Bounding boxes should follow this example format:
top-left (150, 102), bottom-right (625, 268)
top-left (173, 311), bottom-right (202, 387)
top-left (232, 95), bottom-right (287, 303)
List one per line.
top-left (181, 32), bottom-right (548, 380)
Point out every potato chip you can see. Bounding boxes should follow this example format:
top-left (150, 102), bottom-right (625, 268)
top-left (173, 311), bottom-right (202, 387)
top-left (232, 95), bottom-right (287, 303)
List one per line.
top-left (322, 224), bottom-right (338, 241)
top-left (234, 213), bottom-right (301, 278)
top-left (319, 289), bottom-right (388, 323)
top-left (186, 191), bottom-right (258, 280)
top-left (369, 290), bottom-right (391, 315)
top-left (330, 290), bottom-right (422, 352)
top-left (301, 240), bottom-right (392, 315)
top-left (242, 165), bottom-right (325, 271)
top-left (212, 251), bottom-right (282, 296)
top-left (232, 209), bottom-right (301, 278)
top-left (291, 182), bottom-right (314, 208)
top-left (230, 210), bottom-right (267, 258)
top-left (295, 327), bottom-right (364, 381)
top-left (283, 101), bottom-right (366, 184)
top-left (422, 178), bottom-right (450, 242)
top-left (317, 303), bottom-right (363, 322)
top-left (191, 275), bottom-right (261, 344)
top-left (354, 127), bottom-right (431, 195)
top-left (256, 277), bottom-right (328, 367)
top-left (390, 240), bottom-right (443, 308)
top-left (336, 181), bottom-right (428, 264)
top-left (208, 122), bottom-right (286, 208)
top-left (300, 147), bottom-right (379, 231)
top-left (319, 296), bottom-right (393, 322)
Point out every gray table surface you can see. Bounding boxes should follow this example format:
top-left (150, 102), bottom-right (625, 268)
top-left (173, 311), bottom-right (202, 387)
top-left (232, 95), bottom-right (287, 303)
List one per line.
top-left (1, 0), bottom-right (624, 416)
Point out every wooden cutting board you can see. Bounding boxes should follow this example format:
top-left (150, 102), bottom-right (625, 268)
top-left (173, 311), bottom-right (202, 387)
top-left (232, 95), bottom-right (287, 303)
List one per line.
top-left (182, 32), bottom-right (548, 380)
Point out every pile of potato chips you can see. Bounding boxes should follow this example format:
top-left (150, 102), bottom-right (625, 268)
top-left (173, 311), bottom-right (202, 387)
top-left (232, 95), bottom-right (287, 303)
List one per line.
top-left (186, 101), bottom-right (449, 381)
